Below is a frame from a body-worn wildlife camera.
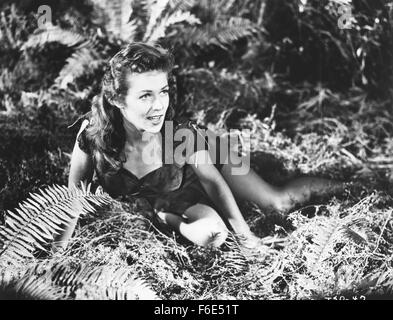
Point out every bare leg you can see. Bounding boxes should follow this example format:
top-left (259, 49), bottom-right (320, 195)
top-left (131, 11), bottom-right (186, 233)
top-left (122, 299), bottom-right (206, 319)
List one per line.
top-left (156, 203), bottom-right (228, 247)
top-left (279, 176), bottom-right (344, 208)
top-left (220, 164), bottom-right (344, 214)
top-left (205, 128), bottom-right (344, 214)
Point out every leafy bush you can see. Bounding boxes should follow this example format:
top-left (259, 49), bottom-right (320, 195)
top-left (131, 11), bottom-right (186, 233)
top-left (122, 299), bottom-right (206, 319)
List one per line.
top-left (0, 0), bottom-right (392, 299)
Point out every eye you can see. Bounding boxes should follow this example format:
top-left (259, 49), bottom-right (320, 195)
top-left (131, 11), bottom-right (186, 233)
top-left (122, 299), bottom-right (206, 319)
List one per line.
top-left (160, 89), bottom-right (169, 96)
top-left (139, 93), bottom-right (151, 100)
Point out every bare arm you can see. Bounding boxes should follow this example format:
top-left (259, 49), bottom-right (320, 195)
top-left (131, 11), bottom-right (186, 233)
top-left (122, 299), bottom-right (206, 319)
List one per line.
top-left (188, 150), bottom-right (252, 236)
top-left (53, 120), bottom-right (94, 251)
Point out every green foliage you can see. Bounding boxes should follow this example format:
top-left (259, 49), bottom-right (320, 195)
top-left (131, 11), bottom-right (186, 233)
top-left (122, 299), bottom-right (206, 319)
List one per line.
top-left (21, 24), bottom-right (86, 50)
top-left (280, 194), bottom-right (393, 298)
top-left (245, 0), bottom-right (393, 95)
top-left (0, 266), bottom-right (66, 300)
top-left (89, 0), bottom-right (136, 41)
top-left (0, 0), bottom-right (393, 299)
top-left (1, 187), bottom-right (392, 299)
top-left (0, 183), bottom-right (111, 264)
top-left (0, 4), bottom-right (37, 56)
top-left (55, 45), bottom-right (105, 89)
top-left (176, 67), bottom-right (272, 122)
top-left (0, 260), bottom-right (158, 300)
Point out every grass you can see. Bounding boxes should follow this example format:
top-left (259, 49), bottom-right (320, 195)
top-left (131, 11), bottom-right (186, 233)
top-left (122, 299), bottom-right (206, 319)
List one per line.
top-left (1, 95), bottom-right (392, 300)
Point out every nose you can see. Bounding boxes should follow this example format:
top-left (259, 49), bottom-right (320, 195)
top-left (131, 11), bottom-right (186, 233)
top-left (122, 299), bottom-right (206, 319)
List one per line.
top-left (152, 95), bottom-right (165, 112)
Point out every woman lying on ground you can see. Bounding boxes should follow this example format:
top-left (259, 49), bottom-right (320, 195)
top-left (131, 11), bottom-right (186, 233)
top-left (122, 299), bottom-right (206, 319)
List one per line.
top-left (56, 42), bottom-right (343, 251)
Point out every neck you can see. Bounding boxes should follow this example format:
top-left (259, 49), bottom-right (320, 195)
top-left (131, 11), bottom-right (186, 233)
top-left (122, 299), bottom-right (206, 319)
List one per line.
top-left (122, 117), bottom-right (155, 147)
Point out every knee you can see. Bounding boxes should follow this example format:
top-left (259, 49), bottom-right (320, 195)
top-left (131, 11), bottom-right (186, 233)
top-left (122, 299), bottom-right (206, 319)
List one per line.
top-left (183, 204), bottom-right (229, 247)
top-left (271, 189), bottom-right (294, 214)
top-left (207, 220), bottom-right (229, 248)
top-left (197, 219), bottom-right (229, 248)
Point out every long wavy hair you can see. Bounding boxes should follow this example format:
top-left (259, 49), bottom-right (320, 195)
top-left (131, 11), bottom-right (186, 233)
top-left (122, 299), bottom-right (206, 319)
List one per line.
top-left (85, 42), bottom-right (176, 173)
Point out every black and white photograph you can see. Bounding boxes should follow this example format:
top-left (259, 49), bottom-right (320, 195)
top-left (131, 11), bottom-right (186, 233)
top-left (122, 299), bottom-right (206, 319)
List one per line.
top-left (0, 0), bottom-right (392, 305)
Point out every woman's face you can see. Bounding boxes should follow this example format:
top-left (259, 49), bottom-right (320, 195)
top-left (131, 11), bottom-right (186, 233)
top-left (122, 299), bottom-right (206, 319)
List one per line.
top-left (119, 70), bottom-right (170, 133)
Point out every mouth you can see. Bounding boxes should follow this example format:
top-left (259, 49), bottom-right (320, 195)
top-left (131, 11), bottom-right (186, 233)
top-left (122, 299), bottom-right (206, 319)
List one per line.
top-left (146, 115), bottom-right (164, 122)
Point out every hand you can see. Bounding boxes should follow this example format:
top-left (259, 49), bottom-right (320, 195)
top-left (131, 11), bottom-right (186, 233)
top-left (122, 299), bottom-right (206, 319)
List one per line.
top-left (237, 232), bottom-right (261, 249)
top-left (235, 231), bottom-right (269, 256)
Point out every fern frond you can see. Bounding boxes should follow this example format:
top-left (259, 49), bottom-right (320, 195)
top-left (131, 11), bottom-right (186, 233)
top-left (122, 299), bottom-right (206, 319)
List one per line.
top-left (0, 184), bottom-right (112, 265)
top-left (168, 0), bottom-right (196, 12)
top-left (130, 0), bottom-right (151, 23)
top-left (0, 270), bottom-right (65, 300)
top-left (21, 24), bottom-right (85, 51)
top-left (305, 219), bottom-right (343, 274)
top-left (146, 10), bottom-right (200, 43)
top-left (144, 0), bottom-right (170, 41)
top-left (55, 45), bottom-right (105, 89)
top-left (49, 262), bottom-right (158, 300)
top-left (212, 17), bottom-right (258, 48)
top-left (1, 260), bottom-right (158, 300)
top-left (257, 253), bottom-right (285, 284)
top-left (91, 0), bottom-right (136, 41)
top-left (371, 269), bottom-right (393, 294)
top-left (342, 226), bottom-right (369, 245)
top-left (221, 233), bottom-right (249, 275)
top-left (183, 17), bottom-right (257, 50)
top-left (0, 4), bottom-right (28, 50)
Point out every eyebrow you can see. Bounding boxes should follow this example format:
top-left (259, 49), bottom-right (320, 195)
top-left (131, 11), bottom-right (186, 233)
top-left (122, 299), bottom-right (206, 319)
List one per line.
top-left (139, 85), bottom-right (169, 93)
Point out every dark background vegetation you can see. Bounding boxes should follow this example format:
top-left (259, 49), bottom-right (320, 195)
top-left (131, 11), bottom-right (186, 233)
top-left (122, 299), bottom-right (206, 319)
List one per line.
top-left (1, 0), bottom-right (392, 210)
top-left (0, 0), bottom-right (392, 299)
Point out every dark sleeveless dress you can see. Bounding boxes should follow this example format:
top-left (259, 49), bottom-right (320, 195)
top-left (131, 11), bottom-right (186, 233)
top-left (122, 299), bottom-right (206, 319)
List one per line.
top-left (77, 119), bottom-right (224, 215)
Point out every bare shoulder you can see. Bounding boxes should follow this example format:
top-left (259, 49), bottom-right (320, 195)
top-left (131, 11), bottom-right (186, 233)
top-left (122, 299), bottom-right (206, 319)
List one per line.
top-left (75, 119), bottom-right (92, 155)
top-left (77, 119), bottom-right (90, 137)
